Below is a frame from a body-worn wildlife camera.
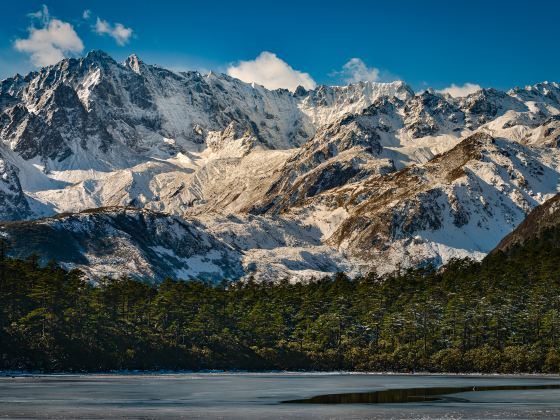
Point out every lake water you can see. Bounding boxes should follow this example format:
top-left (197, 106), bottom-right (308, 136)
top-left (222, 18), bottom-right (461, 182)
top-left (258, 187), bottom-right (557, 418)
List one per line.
top-left (1, 373), bottom-right (560, 419)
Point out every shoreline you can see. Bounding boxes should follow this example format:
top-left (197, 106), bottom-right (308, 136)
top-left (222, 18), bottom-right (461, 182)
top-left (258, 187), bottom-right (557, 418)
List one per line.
top-left (2, 370), bottom-right (560, 378)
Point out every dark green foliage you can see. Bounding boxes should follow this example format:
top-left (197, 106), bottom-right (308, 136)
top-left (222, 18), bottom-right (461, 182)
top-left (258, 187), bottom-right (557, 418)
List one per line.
top-left (1, 232), bottom-right (560, 373)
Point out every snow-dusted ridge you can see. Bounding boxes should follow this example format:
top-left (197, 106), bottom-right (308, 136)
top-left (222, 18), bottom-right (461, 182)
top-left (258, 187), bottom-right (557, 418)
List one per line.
top-left (1, 51), bottom-right (560, 281)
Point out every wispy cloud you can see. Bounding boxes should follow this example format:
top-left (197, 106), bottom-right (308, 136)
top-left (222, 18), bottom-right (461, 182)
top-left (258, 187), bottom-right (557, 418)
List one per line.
top-left (332, 58), bottom-right (400, 85)
top-left (94, 17), bottom-right (133, 46)
top-left (27, 4), bottom-right (49, 23)
top-left (339, 58), bottom-right (380, 83)
top-left (227, 51), bottom-right (316, 91)
top-left (438, 83), bottom-right (481, 97)
top-left (14, 5), bottom-right (84, 67)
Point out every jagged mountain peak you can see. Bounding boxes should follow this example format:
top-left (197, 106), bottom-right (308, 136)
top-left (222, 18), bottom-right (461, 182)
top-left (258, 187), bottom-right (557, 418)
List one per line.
top-left (308, 79), bottom-right (414, 101)
top-left (84, 49), bottom-right (116, 63)
top-left (124, 53), bottom-right (143, 74)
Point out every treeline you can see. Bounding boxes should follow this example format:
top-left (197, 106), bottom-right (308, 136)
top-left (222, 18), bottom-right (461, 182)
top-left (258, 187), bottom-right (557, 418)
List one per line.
top-left (1, 231), bottom-right (560, 373)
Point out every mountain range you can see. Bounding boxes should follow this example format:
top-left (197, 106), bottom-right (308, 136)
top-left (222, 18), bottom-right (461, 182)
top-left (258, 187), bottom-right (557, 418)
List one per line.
top-left (1, 50), bottom-right (559, 281)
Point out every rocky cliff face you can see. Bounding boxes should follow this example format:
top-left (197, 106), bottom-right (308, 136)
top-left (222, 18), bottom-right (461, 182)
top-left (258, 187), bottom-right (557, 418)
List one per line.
top-left (1, 51), bottom-right (560, 281)
top-left (0, 151), bottom-right (32, 220)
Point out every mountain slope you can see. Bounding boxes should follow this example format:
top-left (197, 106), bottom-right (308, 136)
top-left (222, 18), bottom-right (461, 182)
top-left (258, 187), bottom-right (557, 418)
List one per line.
top-left (321, 132), bottom-right (560, 272)
top-left (0, 207), bottom-right (244, 281)
top-left (493, 193), bottom-right (560, 253)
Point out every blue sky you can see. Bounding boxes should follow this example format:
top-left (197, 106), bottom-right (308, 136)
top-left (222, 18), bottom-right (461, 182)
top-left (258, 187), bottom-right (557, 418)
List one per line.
top-left (1, 0), bottom-right (558, 93)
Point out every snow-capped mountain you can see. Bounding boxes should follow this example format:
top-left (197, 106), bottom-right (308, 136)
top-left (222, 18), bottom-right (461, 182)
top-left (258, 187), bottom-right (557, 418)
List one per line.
top-left (1, 51), bottom-right (560, 281)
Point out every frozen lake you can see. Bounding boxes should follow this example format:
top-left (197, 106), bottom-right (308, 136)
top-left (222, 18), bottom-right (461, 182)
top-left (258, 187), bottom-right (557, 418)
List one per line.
top-left (1, 373), bottom-right (560, 418)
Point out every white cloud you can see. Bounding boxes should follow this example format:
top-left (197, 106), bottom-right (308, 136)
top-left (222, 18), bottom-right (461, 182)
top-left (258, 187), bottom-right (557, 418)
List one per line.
top-left (94, 17), bottom-right (133, 46)
top-left (82, 9), bottom-right (91, 20)
top-left (14, 5), bottom-right (84, 67)
top-left (28, 4), bottom-right (49, 23)
top-left (227, 51), bottom-right (316, 91)
top-left (437, 83), bottom-right (482, 97)
top-left (339, 58), bottom-right (380, 83)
